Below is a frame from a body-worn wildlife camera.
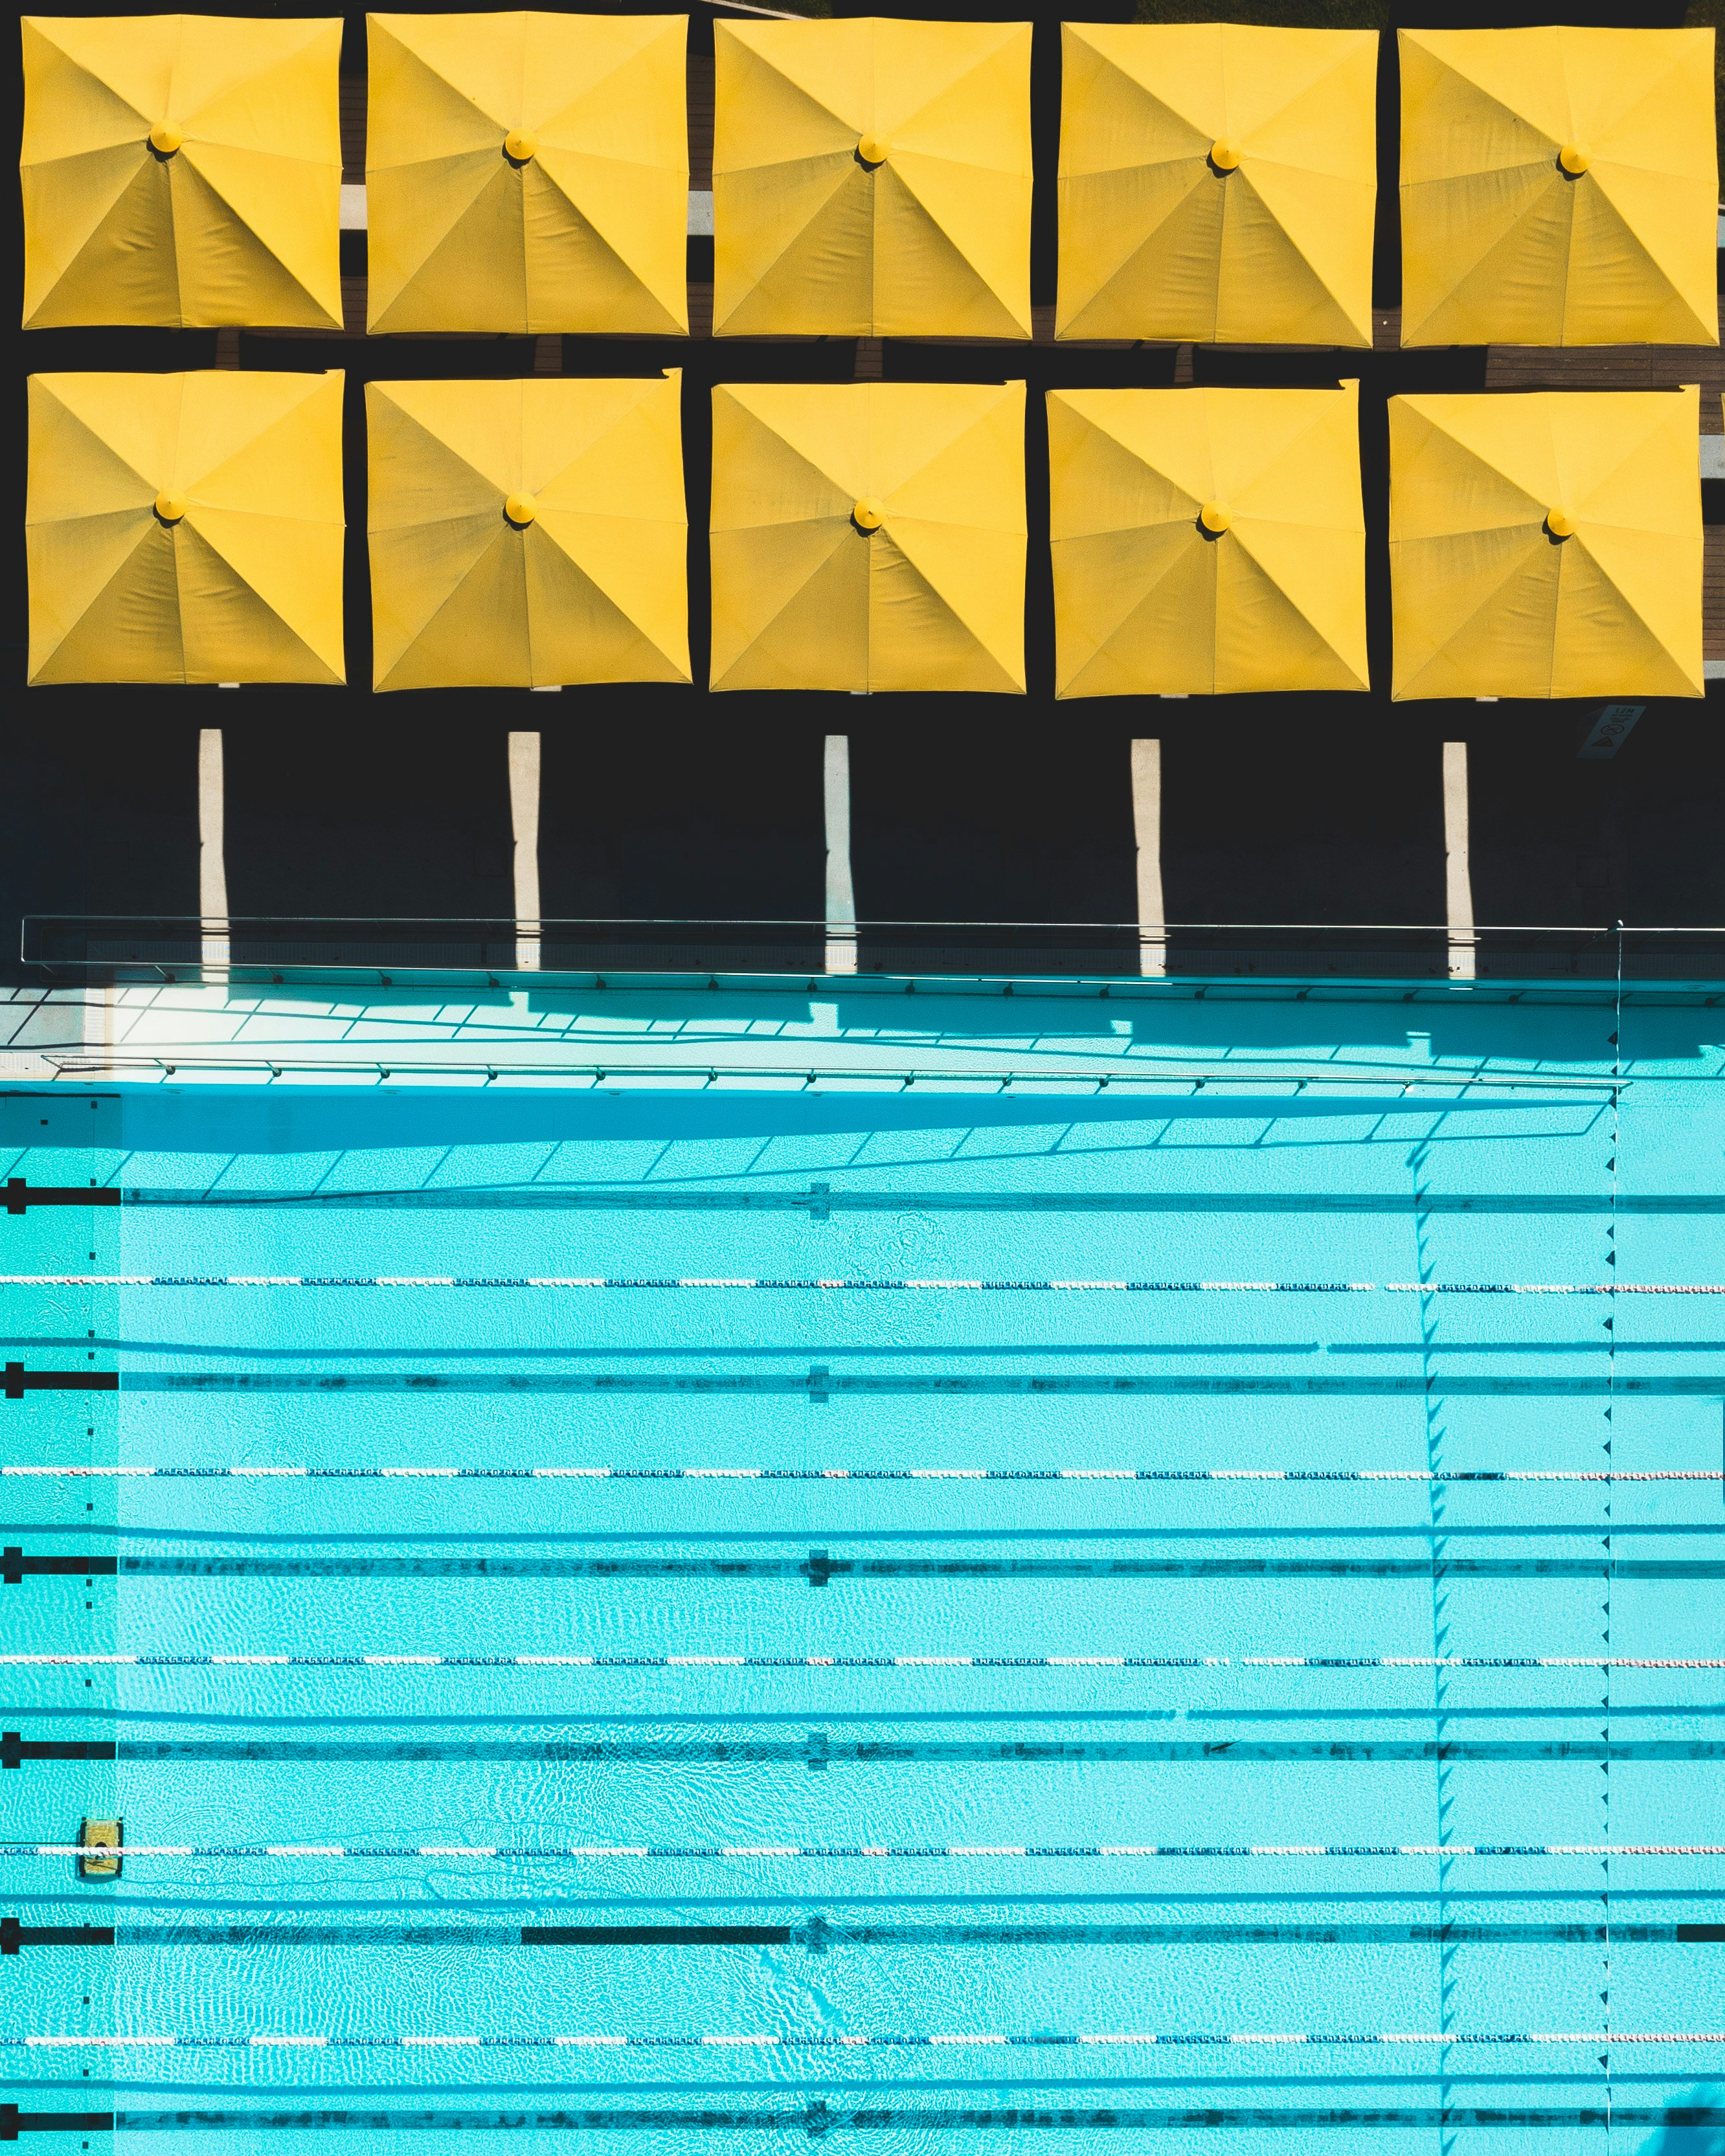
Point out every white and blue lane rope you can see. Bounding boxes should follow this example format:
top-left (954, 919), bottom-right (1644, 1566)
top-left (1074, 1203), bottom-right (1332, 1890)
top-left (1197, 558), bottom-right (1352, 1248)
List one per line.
top-left (7, 1841), bottom-right (1722, 1861)
top-left (8, 1465), bottom-right (1717, 1481)
top-left (12, 2031), bottom-right (1722, 2052)
top-left (6, 1653), bottom-right (1719, 1670)
top-left (5, 1274), bottom-right (1721, 1294)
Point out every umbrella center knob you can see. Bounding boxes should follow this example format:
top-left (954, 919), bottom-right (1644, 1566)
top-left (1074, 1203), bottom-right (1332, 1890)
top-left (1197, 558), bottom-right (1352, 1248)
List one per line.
top-left (852, 497), bottom-right (885, 532)
top-left (1209, 138), bottom-right (1241, 173)
top-left (153, 491), bottom-right (188, 524)
top-left (504, 129), bottom-right (539, 165)
top-left (857, 134), bottom-right (890, 169)
top-left (1545, 506), bottom-right (1575, 540)
top-left (148, 124), bottom-right (183, 157)
top-left (504, 493), bottom-right (538, 528)
top-left (1557, 142), bottom-right (1590, 177)
top-left (1198, 500), bottom-right (1232, 535)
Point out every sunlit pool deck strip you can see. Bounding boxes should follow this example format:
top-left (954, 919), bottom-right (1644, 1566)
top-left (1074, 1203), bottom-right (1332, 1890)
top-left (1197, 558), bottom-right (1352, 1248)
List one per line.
top-left (0, 967), bottom-right (1720, 2145)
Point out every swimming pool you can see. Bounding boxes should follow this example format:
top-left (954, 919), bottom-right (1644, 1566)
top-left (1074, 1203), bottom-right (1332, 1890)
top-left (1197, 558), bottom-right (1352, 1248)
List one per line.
top-left (2, 978), bottom-right (1721, 2151)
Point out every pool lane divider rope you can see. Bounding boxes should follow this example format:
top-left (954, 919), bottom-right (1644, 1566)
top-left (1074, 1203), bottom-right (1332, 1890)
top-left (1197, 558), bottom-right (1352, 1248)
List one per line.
top-left (11, 2032), bottom-right (1723, 2051)
top-left (8, 1466), bottom-right (1719, 1482)
top-left (8, 1843), bottom-right (1723, 1861)
top-left (6, 1654), bottom-right (1720, 1670)
top-left (6, 1275), bottom-right (1722, 1294)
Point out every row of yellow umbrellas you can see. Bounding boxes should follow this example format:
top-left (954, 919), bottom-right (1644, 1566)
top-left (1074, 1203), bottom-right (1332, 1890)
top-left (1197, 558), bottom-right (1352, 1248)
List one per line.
top-left (27, 370), bottom-right (1704, 700)
top-left (22, 17), bottom-right (1719, 346)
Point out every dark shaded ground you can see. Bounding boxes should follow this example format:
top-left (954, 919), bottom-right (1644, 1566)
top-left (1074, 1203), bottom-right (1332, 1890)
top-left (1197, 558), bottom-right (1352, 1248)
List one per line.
top-left (2, 696), bottom-right (1720, 986)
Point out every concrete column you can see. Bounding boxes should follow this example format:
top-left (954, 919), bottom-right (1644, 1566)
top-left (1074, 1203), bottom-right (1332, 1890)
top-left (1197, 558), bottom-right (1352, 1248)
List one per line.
top-left (823, 734), bottom-right (857, 976)
top-left (1443, 739), bottom-right (1476, 982)
top-left (198, 727), bottom-right (229, 972)
top-left (1131, 738), bottom-right (1166, 979)
top-left (509, 731), bottom-right (541, 972)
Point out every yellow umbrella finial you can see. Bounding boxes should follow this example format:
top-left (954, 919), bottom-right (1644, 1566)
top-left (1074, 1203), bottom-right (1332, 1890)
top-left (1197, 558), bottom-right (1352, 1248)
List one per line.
top-left (857, 133), bottom-right (890, 168)
top-left (1545, 506), bottom-right (1575, 539)
top-left (503, 129), bottom-right (538, 164)
top-left (504, 493), bottom-right (538, 527)
top-left (1557, 142), bottom-right (1591, 177)
top-left (148, 124), bottom-right (183, 157)
top-left (1208, 137), bottom-right (1240, 172)
top-left (1199, 500), bottom-right (1232, 535)
top-left (852, 497), bottom-right (885, 532)
top-left (153, 491), bottom-right (188, 524)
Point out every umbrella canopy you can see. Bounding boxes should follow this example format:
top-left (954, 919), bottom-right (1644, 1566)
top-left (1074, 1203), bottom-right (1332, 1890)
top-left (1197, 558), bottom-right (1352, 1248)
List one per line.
top-left (21, 14), bottom-right (342, 330)
top-left (1057, 24), bottom-right (1376, 346)
top-left (1048, 384), bottom-right (1367, 699)
top-left (710, 380), bottom-right (1025, 693)
top-left (1400, 27), bottom-right (1718, 348)
top-left (1390, 388), bottom-right (1702, 701)
top-left (27, 370), bottom-right (345, 686)
top-left (366, 12), bottom-right (688, 336)
top-left (367, 374), bottom-right (689, 692)
top-left (712, 17), bottom-right (1031, 340)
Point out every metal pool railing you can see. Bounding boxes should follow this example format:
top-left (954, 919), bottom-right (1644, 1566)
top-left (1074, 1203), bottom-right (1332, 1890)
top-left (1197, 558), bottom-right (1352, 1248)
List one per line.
top-left (17, 914), bottom-right (1725, 988)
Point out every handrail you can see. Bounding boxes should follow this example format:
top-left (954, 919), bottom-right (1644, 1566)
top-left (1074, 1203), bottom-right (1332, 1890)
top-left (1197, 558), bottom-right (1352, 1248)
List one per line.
top-left (17, 915), bottom-right (1725, 991)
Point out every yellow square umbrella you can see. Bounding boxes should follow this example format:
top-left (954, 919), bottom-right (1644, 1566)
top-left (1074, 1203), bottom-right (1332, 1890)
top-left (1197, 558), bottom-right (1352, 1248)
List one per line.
top-left (710, 380), bottom-right (1025, 693)
top-left (21, 14), bottom-right (343, 330)
top-left (1399, 27), bottom-right (1718, 348)
top-left (1049, 383), bottom-right (1367, 699)
top-left (366, 12), bottom-right (688, 337)
top-left (1389, 388), bottom-right (1702, 701)
top-left (1057, 24), bottom-right (1377, 347)
top-left (27, 370), bottom-right (345, 686)
top-left (712, 17), bottom-right (1031, 341)
top-left (367, 373), bottom-right (689, 693)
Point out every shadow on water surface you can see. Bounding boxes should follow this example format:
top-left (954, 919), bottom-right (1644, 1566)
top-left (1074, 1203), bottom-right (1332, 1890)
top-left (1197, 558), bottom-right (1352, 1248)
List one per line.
top-left (1646, 2088), bottom-right (1725, 2155)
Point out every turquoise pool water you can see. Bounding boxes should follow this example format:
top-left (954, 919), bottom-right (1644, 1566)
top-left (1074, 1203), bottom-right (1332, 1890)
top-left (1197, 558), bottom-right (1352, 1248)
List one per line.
top-left (1, 988), bottom-right (1721, 2151)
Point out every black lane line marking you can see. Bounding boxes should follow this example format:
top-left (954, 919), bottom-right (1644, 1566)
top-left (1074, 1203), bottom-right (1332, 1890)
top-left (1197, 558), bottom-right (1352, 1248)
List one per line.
top-left (0, 1922), bottom-right (113, 1950)
top-left (0, 2107), bottom-right (113, 2137)
top-left (4, 1184), bottom-right (122, 1213)
top-left (48, 1737), bottom-right (1725, 1764)
top-left (98, 2104), bottom-right (1725, 2132)
top-left (1, 1368), bottom-right (115, 1400)
top-left (0, 1736), bottom-right (115, 1766)
top-left (102, 1189), bottom-right (1725, 1215)
top-left (74, 1556), bottom-right (1725, 1580)
top-left (109, 1375), bottom-right (1725, 1397)
top-left (6, 1922), bottom-right (1719, 1949)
